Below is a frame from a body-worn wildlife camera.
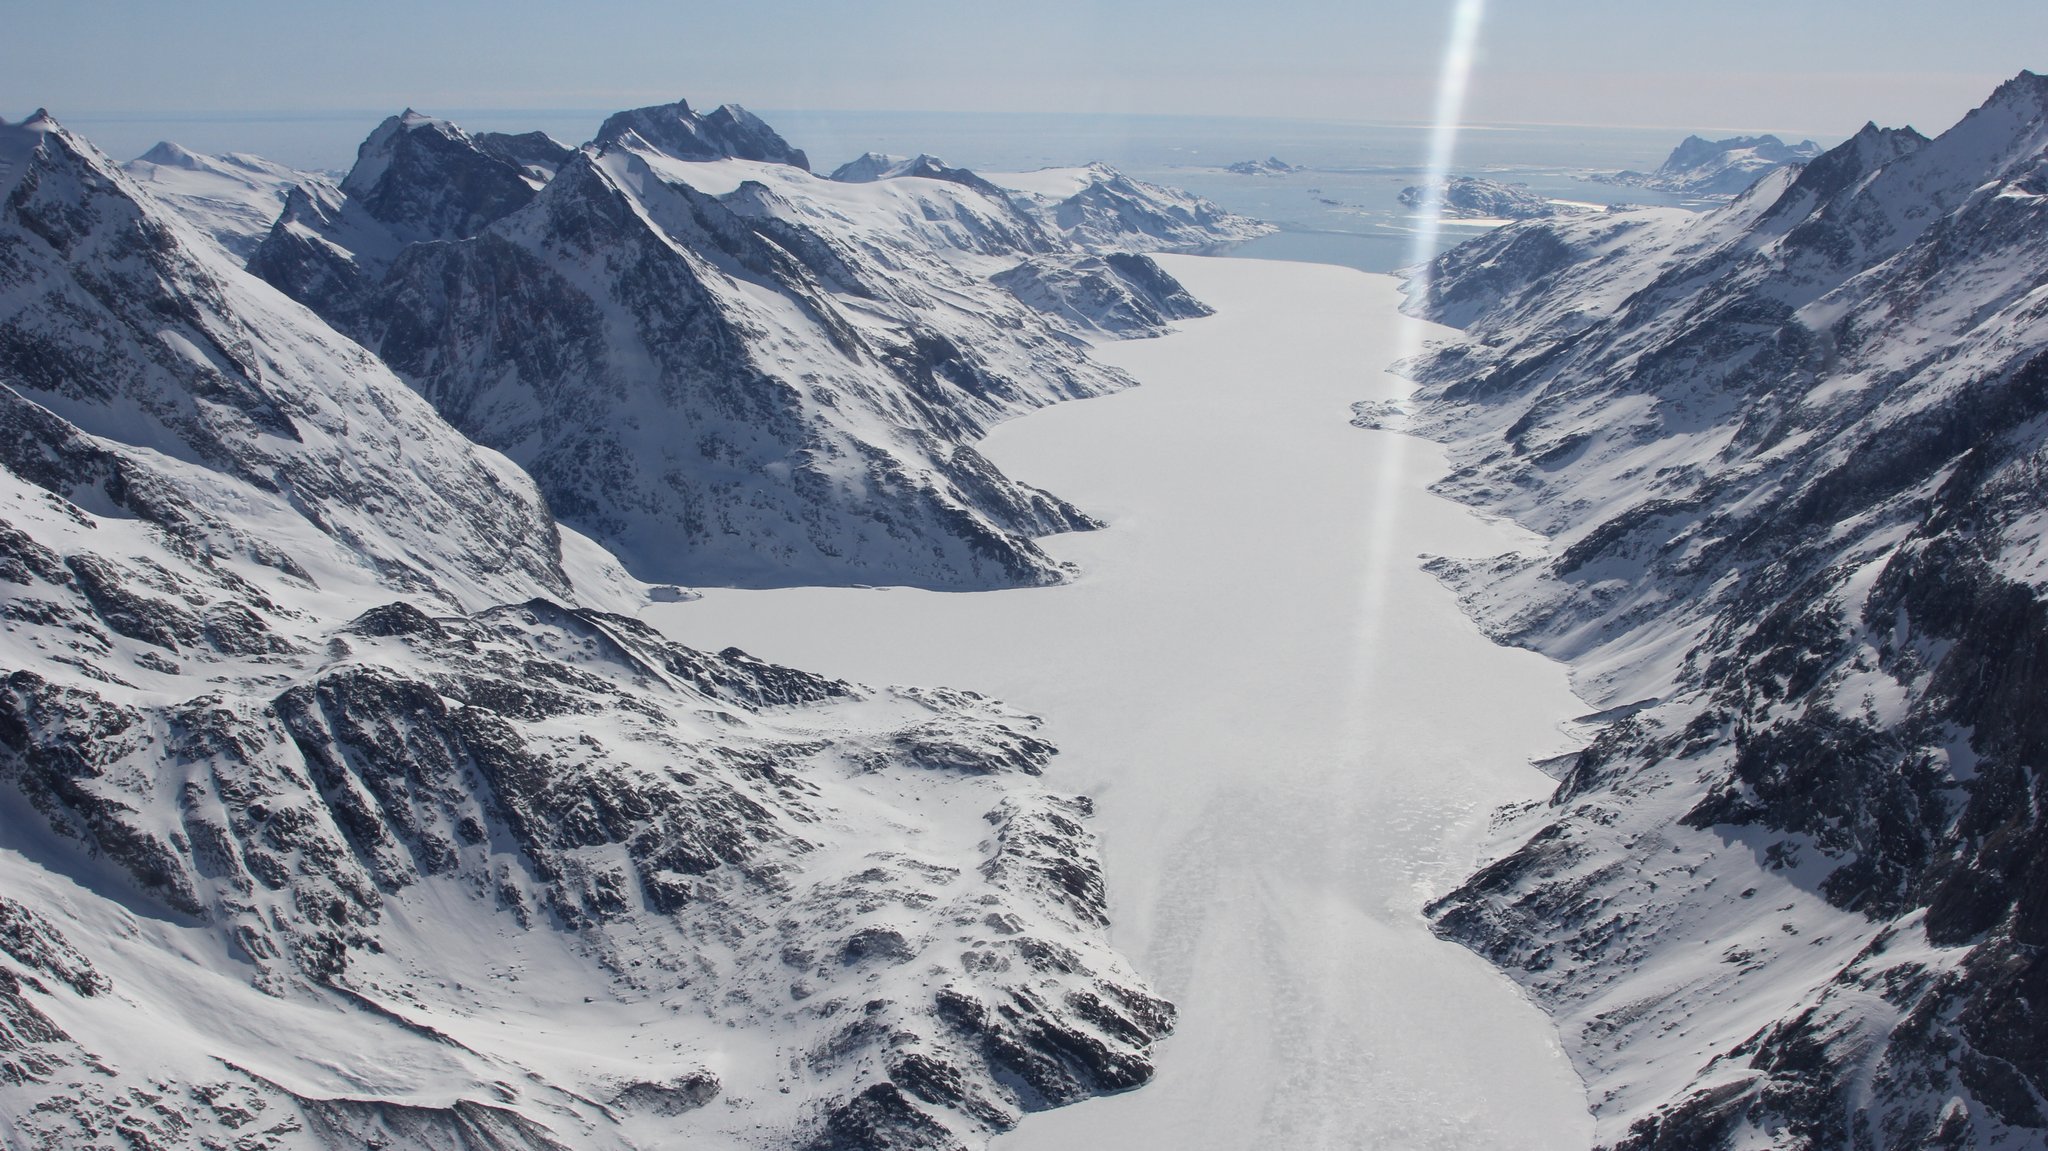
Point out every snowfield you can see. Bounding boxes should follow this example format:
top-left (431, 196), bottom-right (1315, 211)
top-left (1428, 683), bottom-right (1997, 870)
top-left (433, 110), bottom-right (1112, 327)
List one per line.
top-left (648, 255), bottom-right (1598, 1150)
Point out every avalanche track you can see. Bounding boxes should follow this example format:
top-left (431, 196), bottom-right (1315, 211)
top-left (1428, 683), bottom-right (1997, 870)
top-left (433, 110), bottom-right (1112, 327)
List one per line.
top-left (648, 255), bottom-right (1598, 1150)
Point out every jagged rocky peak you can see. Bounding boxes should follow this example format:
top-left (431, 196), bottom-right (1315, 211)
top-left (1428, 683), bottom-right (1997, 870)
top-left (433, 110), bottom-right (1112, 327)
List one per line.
top-left (246, 95), bottom-right (1249, 595)
top-left (1985, 66), bottom-right (2048, 114)
top-left (1777, 119), bottom-right (1929, 203)
top-left (246, 108), bottom-right (552, 329)
top-left (339, 107), bottom-right (540, 239)
top-left (352, 126), bottom-right (1110, 590)
top-left (593, 97), bottom-right (810, 169)
top-left (1405, 69), bottom-right (2048, 1151)
top-left (0, 107), bottom-right (61, 196)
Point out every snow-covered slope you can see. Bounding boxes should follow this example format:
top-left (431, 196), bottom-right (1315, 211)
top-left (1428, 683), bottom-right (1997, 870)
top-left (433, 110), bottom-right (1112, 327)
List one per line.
top-left (1598, 133), bottom-right (1828, 198)
top-left (250, 104), bottom-right (1255, 591)
top-left (829, 153), bottom-right (1006, 197)
top-left (1401, 71), bottom-right (2048, 1150)
top-left (1, 111), bottom-right (1171, 1151)
top-left (120, 141), bottom-right (337, 259)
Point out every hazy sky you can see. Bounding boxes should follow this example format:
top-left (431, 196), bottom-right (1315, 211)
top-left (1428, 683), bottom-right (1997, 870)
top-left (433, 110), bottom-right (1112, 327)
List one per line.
top-left (2, 0), bottom-right (2040, 139)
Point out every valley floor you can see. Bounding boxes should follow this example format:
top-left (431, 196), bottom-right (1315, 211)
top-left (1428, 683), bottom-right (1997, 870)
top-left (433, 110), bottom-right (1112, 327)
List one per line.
top-left (646, 256), bottom-right (1596, 1149)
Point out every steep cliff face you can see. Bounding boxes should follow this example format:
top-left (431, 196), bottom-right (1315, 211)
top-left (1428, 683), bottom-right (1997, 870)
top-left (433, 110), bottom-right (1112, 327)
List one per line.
top-left (1404, 72), bottom-right (2048, 1149)
top-left (246, 110), bottom-right (543, 330)
top-left (352, 138), bottom-right (1109, 591)
top-left (245, 103), bottom-right (1252, 592)
top-left (0, 110), bottom-right (569, 611)
top-left (1, 111), bottom-right (1171, 1151)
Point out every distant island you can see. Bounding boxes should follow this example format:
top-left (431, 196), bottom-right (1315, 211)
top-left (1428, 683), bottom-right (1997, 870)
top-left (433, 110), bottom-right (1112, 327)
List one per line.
top-left (1226, 156), bottom-right (1300, 175)
top-left (1398, 175), bottom-right (1591, 220)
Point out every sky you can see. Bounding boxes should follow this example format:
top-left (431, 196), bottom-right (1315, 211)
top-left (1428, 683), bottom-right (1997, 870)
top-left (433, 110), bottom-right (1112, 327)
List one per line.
top-left (1, 1), bottom-right (2040, 150)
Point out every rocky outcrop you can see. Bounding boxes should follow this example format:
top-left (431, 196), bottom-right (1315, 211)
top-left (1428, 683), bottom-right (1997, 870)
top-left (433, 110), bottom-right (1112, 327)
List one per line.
top-left (246, 110), bottom-right (541, 328)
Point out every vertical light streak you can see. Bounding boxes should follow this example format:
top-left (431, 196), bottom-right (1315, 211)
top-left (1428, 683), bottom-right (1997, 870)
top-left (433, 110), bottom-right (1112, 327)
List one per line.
top-left (1311, 20), bottom-right (1492, 1139)
top-left (1399, 0), bottom-right (1487, 362)
top-left (1347, 0), bottom-right (1487, 672)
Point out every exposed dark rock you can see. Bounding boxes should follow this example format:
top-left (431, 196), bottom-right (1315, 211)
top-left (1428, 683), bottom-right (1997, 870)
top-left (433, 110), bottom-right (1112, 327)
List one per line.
top-left (595, 99), bottom-right (811, 170)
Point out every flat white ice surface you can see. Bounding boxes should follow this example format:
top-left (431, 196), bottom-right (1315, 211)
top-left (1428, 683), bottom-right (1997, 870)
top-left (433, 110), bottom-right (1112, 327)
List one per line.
top-left (645, 256), bottom-right (1595, 1149)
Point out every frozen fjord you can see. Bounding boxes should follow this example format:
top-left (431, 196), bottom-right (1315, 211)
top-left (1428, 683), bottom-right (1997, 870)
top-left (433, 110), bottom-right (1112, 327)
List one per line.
top-left (647, 255), bottom-right (1596, 1149)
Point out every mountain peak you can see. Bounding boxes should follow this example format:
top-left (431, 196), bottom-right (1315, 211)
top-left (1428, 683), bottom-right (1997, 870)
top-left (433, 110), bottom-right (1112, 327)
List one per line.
top-left (135, 139), bottom-right (207, 169)
top-left (594, 98), bottom-right (810, 170)
top-left (2, 108), bottom-right (77, 200)
top-left (1978, 68), bottom-right (2048, 122)
top-left (335, 109), bottom-right (536, 239)
top-left (1777, 119), bottom-right (1927, 204)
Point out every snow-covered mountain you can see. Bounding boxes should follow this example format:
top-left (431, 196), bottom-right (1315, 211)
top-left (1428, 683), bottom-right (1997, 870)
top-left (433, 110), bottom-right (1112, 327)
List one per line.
top-left (1398, 175), bottom-right (1589, 221)
top-left (594, 98), bottom-right (812, 170)
top-left (1598, 133), bottom-right (1828, 198)
top-left (119, 141), bottom-right (338, 259)
top-left (1401, 71), bottom-right (2048, 1149)
top-left (1, 108), bottom-right (1177, 1151)
top-left (246, 105), bottom-right (1255, 591)
top-left (988, 162), bottom-right (1274, 252)
top-left (247, 109), bottom-right (549, 330)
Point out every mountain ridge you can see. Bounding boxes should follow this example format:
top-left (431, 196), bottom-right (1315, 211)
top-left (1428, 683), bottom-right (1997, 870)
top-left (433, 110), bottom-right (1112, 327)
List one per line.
top-left (0, 105), bottom-right (1189, 1151)
top-left (1404, 69), bottom-right (2048, 1150)
top-left (245, 101), bottom-right (1260, 592)
top-left (1598, 132), bottom-right (1828, 198)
